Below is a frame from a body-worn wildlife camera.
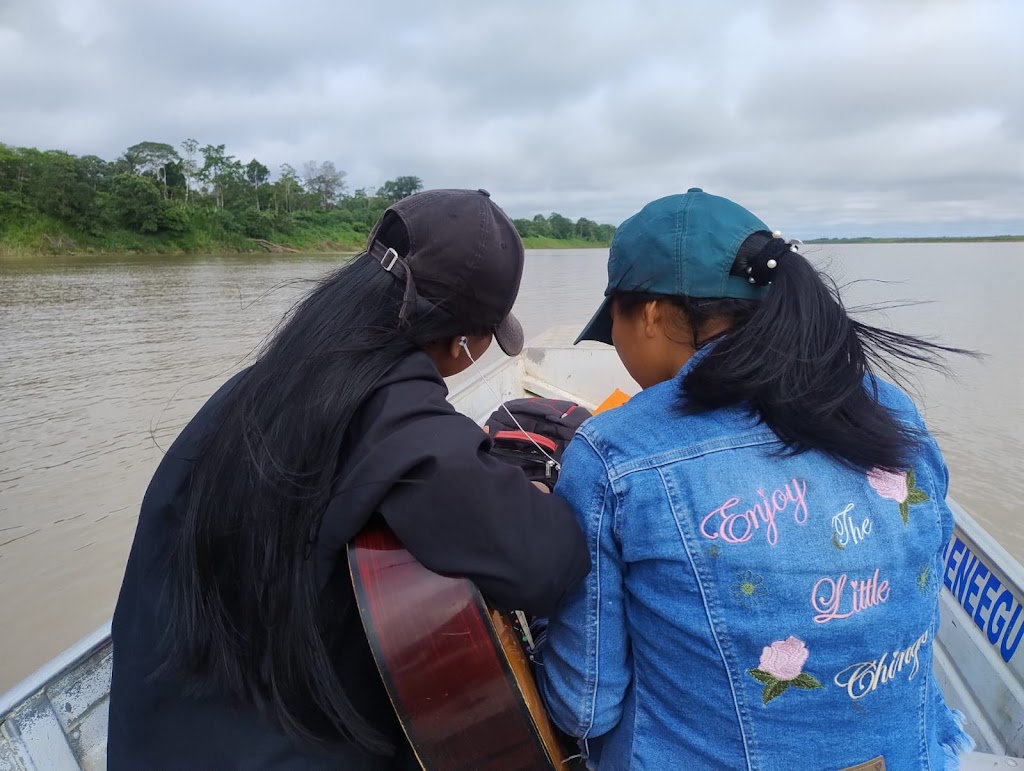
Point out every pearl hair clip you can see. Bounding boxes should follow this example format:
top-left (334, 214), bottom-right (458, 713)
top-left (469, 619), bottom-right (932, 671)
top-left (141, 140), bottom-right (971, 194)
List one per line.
top-left (745, 230), bottom-right (802, 285)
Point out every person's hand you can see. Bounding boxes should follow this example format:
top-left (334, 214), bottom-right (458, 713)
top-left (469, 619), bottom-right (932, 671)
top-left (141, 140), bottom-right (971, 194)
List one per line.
top-left (532, 481), bottom-right (551, 493)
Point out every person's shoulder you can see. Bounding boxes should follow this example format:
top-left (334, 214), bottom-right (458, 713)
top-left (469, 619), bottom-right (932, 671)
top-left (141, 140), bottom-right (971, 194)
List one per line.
top-left (377, 350), bottom-right (447, 392)
top-left (577, 390), bottom-right (639, 444)
top-left (867, 374), bottom-right (925, 427)
top-left (368, 351), bottom-right (453, 412)
top-left (166, 367), bottom-right (252, 452)
top-left (363, 351), bottom-right (485, 446)
top-left (573, 380), bottom-right (679, 466)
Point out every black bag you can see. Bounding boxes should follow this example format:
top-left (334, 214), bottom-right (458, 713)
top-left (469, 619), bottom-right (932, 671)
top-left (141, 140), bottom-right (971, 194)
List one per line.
top-left (484, 398), bottom-right (592, 488)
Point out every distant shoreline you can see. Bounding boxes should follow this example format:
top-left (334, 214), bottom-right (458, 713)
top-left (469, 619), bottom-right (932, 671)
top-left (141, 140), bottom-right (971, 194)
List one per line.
top-left (0, 240), bottom-right (611, 260)
top-left (3, 235), bottom-right (1021, 261)
top-left (805, 235), bottom-right (1024, 244)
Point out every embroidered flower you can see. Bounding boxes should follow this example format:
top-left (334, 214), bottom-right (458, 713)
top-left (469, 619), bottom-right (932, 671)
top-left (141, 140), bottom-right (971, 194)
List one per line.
top-left (748, 636), bottom-right (823, 704)
top-left (731, 570), bottom-right (764, 606)
top-left (867, 467), bottom-right (929, 526)
top-left (917, 564), bottom-right (932, 593)
top-left (867, 467), bottom-right (908, 502)
top-left (759, 636), bottom-right (808, 680)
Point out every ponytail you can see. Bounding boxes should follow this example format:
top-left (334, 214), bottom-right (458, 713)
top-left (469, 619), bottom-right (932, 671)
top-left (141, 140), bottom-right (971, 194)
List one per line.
top-left (617, 237), bottom-right (975, 470)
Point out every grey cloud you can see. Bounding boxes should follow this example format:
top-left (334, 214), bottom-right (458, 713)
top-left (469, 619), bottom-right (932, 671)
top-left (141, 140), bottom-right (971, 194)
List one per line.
top-left (1, 0), bottom-right (1021, 236)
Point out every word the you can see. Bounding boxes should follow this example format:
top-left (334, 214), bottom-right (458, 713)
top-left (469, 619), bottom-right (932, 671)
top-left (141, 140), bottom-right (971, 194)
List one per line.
top-left (701, 479), bottom-right (809, 547)
top-left (812, 568), bottom-right (890, 624)
top-left (943, 536), bottom-right (1024, 663)
top-left (831, 504), bottom-right (872, 550)
top-left (833, 630), bottom-right (929, 700)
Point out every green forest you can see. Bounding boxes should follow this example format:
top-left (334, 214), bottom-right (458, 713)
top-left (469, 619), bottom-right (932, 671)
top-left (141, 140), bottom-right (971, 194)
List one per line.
top-left (0, 140), bottom-right (616, 256)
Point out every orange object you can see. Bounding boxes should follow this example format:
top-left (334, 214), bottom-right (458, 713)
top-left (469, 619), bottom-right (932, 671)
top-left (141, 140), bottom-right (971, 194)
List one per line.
top-left (594, 388), bottom-right (631, 415)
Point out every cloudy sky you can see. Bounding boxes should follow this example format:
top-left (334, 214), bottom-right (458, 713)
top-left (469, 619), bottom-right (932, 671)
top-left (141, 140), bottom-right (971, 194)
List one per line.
top-left (1, 0), bottom-right (1022, 236)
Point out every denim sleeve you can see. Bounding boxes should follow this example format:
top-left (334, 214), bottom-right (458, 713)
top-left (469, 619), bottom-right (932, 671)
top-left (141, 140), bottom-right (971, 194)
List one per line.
top-left (905, 403), bottom-right (955, 546)
top-left (878, 380), bottom-right (955, 544)
top-left (537, 432), bottom-right (631, 739)
top-left (911, 407), bottom-right (976, 754)
top-left (906, 402), bottom-right (962, 729)
top-left (926, 433), bottom-right (956, 546)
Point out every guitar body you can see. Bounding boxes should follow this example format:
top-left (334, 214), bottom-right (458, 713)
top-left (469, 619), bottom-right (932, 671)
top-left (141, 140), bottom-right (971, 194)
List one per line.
top-left (348, 518), bottom-right (569, 770)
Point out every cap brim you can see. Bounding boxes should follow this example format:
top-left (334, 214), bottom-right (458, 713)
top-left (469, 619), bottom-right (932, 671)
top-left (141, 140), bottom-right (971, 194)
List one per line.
top-left (494, 312), bottom-right (524, 356)
top-left (574, 296), bottom-right (613, 345)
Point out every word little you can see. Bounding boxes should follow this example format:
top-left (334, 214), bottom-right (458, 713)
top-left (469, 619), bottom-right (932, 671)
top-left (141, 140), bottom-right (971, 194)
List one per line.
top-left (813, 568), bottom-right (890, 624)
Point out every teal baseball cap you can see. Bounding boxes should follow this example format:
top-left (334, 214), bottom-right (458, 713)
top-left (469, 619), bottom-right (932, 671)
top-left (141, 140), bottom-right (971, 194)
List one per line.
top-left (577, 188), bottom-right (773, 345)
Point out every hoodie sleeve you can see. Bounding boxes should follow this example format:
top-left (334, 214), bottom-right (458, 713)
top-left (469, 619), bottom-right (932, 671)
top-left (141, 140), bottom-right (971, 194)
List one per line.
top-left (377, 411), bottom-right (591, 617)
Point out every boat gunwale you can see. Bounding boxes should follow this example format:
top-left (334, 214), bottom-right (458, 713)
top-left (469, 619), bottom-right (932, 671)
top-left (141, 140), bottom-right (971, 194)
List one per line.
top-left (0, 620), bottom-right (111, 721)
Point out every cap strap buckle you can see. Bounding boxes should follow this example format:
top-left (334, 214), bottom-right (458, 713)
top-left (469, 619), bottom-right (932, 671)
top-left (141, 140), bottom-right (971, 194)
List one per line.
top-left (370, 241), bottom-right (418, 323)
top-left (380, 247), bottom-right (399, 272)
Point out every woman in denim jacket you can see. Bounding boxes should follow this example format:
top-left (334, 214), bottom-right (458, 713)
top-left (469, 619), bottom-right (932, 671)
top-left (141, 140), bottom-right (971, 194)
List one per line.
top-left (537, 189), bottom-right (975, 770)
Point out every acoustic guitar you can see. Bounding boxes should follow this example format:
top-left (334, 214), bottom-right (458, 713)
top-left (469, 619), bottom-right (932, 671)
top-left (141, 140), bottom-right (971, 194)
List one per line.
top-left (348, 518), bottom-right (574, 770)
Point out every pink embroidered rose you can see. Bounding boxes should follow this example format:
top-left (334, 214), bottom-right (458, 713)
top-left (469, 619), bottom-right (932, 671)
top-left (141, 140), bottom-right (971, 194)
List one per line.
top-left (867, 467), bottom-right (908, 503)
top-left (759, 636), bottom-right (809, 681)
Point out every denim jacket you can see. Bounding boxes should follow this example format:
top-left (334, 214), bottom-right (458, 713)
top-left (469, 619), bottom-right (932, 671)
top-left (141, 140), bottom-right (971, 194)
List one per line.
top-left (537, 353), bottom-right (973, 770)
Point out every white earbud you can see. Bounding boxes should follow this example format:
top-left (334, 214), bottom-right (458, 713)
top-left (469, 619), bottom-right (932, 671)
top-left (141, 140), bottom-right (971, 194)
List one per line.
top-left (454, 331), bottom-right (562, 475)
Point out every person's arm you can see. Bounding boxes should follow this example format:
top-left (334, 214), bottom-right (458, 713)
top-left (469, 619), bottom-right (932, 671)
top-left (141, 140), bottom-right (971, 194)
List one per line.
top-left (884, 385), bottom-right (972, 751)
top-left (536, 433), bottom-right (631, 739)
top-left (378, 412), bottom-right (591, 617)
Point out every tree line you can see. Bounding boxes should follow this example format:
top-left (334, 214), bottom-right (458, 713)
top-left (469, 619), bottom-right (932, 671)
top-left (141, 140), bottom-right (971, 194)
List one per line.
top-left (0, 139), bottom-right (615, 253)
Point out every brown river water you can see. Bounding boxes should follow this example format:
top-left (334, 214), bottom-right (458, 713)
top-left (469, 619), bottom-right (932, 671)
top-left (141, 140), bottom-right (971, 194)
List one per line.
top-left (0, 244), bottom-right (1021, 691)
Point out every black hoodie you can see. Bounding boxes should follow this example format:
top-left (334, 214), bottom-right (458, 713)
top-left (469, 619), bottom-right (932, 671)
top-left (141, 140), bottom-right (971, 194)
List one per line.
top-left (108, 351), bottom-right (590, 769)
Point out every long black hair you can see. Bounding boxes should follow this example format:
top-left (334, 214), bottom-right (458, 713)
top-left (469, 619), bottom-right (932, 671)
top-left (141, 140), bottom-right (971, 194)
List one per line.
top-left (159, 249), bottom-right (483, 755)
top-left (616, 239), bottom-right (976, 471)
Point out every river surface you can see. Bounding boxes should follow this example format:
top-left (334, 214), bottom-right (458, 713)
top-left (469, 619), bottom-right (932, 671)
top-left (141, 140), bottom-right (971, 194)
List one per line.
top-left (0, 244), bottom-right (1021, 691)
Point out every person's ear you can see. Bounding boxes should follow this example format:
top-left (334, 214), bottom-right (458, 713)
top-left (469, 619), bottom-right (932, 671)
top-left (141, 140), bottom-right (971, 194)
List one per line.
top-left (447, 336), bottom-right (465, 360)
top-left (642, 300), bottom-right (663, 338)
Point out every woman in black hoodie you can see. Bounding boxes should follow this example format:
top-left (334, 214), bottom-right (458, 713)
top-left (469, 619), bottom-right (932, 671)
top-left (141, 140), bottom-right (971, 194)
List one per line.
top-left (108, 189), bottom-right (590, 769)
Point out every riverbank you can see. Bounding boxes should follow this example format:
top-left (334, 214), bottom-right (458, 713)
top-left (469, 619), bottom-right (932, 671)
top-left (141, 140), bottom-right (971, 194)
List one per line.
top-left (0, 226), bottom-right (610, 258)
top-left (520, 236), bottom-right (608, 249)
top-left (7, 230), bottom-right (1022, 259)
top-left (0, 241), bottom-right (609, 259)
top-left (0, 213), bottom-right (364, 258)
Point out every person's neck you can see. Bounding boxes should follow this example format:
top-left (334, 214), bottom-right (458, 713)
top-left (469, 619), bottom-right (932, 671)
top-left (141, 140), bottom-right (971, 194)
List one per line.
top-left (661, 344), bottom-right (697, 384)
top-left (663, 319), bottom-right (733, 383)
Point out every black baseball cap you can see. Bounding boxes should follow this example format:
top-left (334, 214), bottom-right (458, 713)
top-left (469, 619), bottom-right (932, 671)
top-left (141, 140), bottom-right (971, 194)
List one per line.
top-left (366, 188), bottom-right (525, 356)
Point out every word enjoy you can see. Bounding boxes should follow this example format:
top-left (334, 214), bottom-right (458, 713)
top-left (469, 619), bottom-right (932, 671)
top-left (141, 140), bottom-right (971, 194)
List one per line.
top-left (701, 478), bottom-right (809, 547)
top-left (831, 503), bottom-right (872, 550)
top-left (833, 630), bottom-right (929, 700)
top-left (812, 568), bottom-right (890, 624)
